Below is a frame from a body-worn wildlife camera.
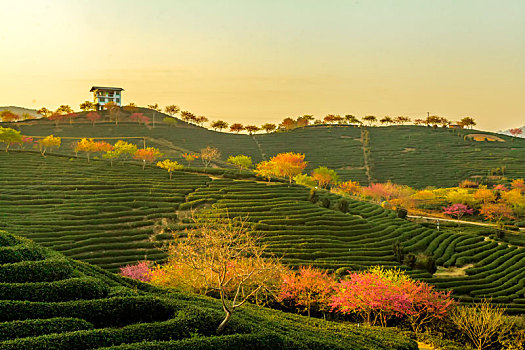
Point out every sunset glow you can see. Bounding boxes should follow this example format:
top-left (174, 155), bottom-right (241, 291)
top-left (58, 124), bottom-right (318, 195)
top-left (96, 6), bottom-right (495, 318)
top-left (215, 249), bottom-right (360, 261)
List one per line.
top-left (1, 0), bottom-right (524, 130)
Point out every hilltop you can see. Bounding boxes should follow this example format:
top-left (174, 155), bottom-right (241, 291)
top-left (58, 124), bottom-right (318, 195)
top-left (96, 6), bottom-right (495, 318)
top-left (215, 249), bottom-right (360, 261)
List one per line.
top-left (0, 152), bottom-right (524, 315)
top-left (0, 229), bottom-right (417, 349)
top-left (0, 106), bottom-right (40, 119)
top-left (4, 109), bottom-right (525, 188)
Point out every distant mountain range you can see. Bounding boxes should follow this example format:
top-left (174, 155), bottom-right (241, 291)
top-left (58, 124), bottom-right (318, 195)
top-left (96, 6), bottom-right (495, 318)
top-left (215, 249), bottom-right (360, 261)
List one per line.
top-left (0, 106), bottom-right (40, 119)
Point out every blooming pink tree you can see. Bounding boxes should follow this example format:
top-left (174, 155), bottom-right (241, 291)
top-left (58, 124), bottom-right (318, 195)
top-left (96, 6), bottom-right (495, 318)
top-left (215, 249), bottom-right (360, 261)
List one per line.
top-left (20, 136), bottom-right (33, 150)
top-left (119, 261), bottom-right (153, 282)
top-left (330, 268), bottom-right (455, 330)
top-left (403, 280), bottom-right (455, 333)
top-left (331, 271), bottom-right (411, 326)
top-left (442, 203), bottom-right (474, 220)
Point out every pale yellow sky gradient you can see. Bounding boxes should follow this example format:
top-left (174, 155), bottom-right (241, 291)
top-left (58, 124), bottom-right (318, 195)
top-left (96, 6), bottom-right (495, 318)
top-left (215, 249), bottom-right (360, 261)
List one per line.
top-left (1, 0), bottom-right (524, 131)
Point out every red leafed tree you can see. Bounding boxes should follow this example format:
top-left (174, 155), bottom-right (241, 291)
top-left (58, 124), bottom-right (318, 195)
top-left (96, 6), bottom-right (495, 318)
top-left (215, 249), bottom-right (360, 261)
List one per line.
top-left (442, 203), bottom-right (474, 220)
top-left (331, 271), bottom-right (410, 326)
top-left (49, 112), bottom-right (66, 127)
top-left (134, 147), bottom-right (163, 170)
top-left (509, 128), bottom-right (523, 139)
top-left (229, 123), bottom-right (244, 133)
top-left (330, 268), bottom-right (455, 329)
top-left (66, 112), bottom-right (79, 125)
top-left (129, 112), bottom-right (150, 126)
top-left (403, 280), bottom-right (455, 333)
top-left (86, 112), bottom-right (101, 126)
top-left (279, 266), bottom-right (336, 317)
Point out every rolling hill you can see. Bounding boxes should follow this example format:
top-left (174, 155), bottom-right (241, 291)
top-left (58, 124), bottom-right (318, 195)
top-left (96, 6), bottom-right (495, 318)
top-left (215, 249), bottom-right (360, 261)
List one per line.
top-left (5, 110), bottom-right (525, 188)
top-left (1, 151), bottom-right (524, 314)
top-left (0, 229), bottom-right (417, 349)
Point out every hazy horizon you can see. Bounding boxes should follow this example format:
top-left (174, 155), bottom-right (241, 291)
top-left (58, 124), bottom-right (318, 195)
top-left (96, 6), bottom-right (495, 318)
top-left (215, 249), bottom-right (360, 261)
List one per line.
top-left (1, 0), bottom-right (524, 131)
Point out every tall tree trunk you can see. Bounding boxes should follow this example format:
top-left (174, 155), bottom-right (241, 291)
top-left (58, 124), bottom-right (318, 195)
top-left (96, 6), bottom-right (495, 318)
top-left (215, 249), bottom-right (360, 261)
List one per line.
top-left (217, 309), bottom-right (232, 334)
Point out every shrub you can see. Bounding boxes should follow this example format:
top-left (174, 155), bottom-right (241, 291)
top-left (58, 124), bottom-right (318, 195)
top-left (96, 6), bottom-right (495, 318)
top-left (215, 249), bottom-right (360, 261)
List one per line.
top-left (0, 277), bottom-right (108, 302)
top-left (320, 197), bottom-right (331, 208)
top-left (0, 317), bottom-right (94, 341)
top-left (0, 258), bottom-right (73, 283)
top-left (336, 199), bottom-right (349, 213)
top-left (0, 296), bottom-right (174, 327)
top-left (451, 300), bottom-right (514, 350)
top-left (397, 208), bottom-right (408, 219)
top-left (0, 245), bottom-right (46, 264)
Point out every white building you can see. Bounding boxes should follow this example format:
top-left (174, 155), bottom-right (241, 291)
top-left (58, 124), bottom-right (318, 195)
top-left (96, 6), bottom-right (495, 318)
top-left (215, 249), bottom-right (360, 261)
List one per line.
top-left (90, 86), bottom-right (124, 110)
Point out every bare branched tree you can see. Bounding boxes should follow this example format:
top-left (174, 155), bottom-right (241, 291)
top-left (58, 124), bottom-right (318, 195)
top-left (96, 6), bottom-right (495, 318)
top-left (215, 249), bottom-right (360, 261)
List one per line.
top-left (165, 216), bottom-right (281, 333)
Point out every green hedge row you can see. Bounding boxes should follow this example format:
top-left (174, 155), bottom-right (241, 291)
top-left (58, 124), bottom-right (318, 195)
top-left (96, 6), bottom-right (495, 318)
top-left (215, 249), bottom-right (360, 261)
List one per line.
top-left (96, 332), bottom-right (286, 350)
top-left (0, 245), bottom-right (46, 264)
top-left (0, 258), bottom-right (73, 283)
top-left (0, 308), bottom-right (228, 350)
top-left (0, 296), bottom-right (174, 327)
top-left (0, 277), bottom-right (108, 302)
top-left (0, 317), bottom-right (94, 341)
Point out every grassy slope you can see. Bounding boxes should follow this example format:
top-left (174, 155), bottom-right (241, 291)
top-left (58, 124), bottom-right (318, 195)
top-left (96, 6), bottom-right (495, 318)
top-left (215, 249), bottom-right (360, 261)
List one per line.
top-left (7, 113), bottom-right (525, 188)
top-left (0, 229), bottom-right (417, 350)
top-left (0, 152), bottom-right (524, 313)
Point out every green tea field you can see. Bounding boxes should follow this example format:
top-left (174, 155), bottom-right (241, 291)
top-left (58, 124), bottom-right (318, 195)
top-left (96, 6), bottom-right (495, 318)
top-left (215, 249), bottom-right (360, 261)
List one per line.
top-left (1, 152), bottom-right (524, 314)
top-left (7, 113), bottom-right (525, 188)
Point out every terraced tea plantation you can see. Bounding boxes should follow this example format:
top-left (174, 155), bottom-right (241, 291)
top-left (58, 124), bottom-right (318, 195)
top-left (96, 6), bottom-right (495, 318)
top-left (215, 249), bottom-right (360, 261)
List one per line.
top-left (0, 152), bottom-right (211, 271)
top-left (0, 229), bottom-right (417, 349)
top-left (367, 126), bottom-right (525, 188)
top-left (9, 113), bottom-right (525, 188)
top-left (1, 152), bottom-right (524, 314)
top-left (189, 179), bottom-right (525, 313)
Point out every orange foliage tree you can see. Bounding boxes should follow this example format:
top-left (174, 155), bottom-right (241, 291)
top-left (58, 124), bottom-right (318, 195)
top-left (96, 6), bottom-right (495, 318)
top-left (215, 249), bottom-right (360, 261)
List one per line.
top-left (473, 186), bottom-right (496, 204)
top-left (75, 138), bottom-right (113, 162)
top-left (133, 147), bottom-right (163, 170)
top-left (149, 216), bottom-right (282, 333)
top-left (338, 180), bottom-right (362, 196)
top-left (479, 202), bottom-right (514, 224)
top-left (254, 160), bottom-right (276, 182)
top-left (182, 153), bottom-right (199, 167)
top-left (268, 152), bottom-right (307, 184)
top-left (279, 266), bottom-right (336, 317)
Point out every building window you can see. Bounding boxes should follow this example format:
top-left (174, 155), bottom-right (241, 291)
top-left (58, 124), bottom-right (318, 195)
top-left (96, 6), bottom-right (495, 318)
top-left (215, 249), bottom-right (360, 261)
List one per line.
top-left (116, 98), bottom-right (120, 103)
top-left (99, 98), bottom-right (105, 102)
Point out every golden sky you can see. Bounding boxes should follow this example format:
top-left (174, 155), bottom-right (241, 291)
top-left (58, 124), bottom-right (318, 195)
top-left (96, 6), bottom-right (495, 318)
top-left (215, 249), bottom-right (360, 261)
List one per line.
top-left (1, 0), bottom-right (524, 131)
